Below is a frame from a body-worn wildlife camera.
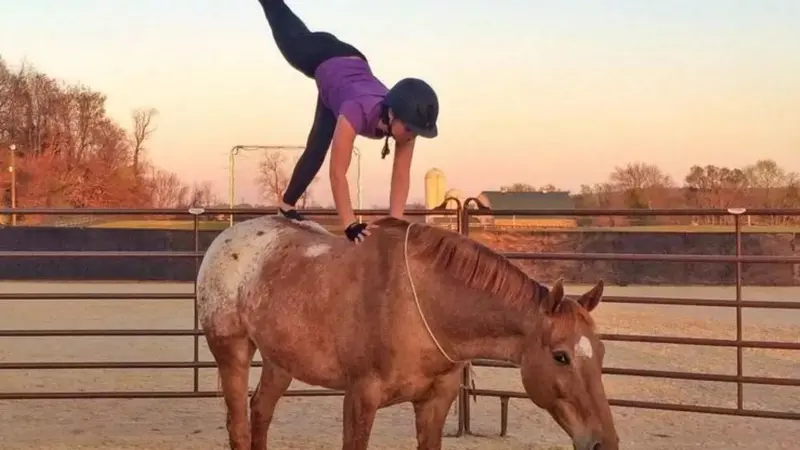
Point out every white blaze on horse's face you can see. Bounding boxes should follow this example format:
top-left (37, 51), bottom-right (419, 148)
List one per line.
top-left (304, 243), bottom-right (331, 257)
top-left (575, 335), bottom-right (593, 359)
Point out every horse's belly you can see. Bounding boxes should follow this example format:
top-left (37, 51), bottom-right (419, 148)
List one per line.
top-left (244, 315), bottom-right (349, 389)
top-left (380, 376), bottom-right (436, 407)
top-left (266, 343), bottom-right (347, 389)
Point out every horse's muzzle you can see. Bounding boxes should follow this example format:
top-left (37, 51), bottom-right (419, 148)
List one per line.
top-left (573, 437), bottom-right (604, 450)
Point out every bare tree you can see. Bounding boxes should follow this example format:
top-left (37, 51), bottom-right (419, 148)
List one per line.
top-left (131, 108), bottom-right (158, 175)
top-left (609, 162), bottom-right (674, 209)
top-left (743, 159), bottom-right (797, 224)
top-left (185, 181), bottom-right (219, 207)
top-left (683, 165), bottom-right (748, 224)
top-left (256, 149), bottom-right (316, 207)
top-left (500, 182), bottom-right (560, 193)
top-left (593, 182), bottom-right (626, 226)
top-left (256, 150), bottom-right (287, 204)
top-left (500, 182), bottom-right (536, 192)
top-left (148, 168), bottom-right (189, 208)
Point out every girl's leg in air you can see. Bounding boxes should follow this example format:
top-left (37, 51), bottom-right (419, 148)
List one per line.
top-left (256, 0), bottom-right (365, 218)
top-left (280, 96), bottom-right (336, 210)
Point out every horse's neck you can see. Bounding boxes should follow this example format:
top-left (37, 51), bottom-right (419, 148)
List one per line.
top-left (423, 281), bottom-right (532, 364)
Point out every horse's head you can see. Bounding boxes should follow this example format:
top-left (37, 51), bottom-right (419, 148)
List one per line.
top-left (519, 279), bottom-right (618, 450)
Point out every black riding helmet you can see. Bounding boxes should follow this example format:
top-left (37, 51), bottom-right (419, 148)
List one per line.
top-left (385, 77), bottom-right (439, 138)
top-left (379, 77), bottom-right (439, 159)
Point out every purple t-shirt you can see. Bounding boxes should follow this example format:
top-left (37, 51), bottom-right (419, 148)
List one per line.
top-left (314, 56), bottom-right (388, 139)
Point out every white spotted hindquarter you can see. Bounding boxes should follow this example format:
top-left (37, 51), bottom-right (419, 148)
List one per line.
top-left (196, 216), bottom-right (302, 336)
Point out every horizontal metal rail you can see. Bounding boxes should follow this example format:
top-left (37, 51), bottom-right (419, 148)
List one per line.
top-left (0, 329), bottom-right (202, 337)
top-left (0, 361), bottom-right (240, 369)
top-left (460, 204), bottom-right (800, 217)
top-left (600, 296), bottom-right (800, 309)
top-left (1, 250), bottom-right (798, 264)
top-left (1, 292), bottom-right (796, 309)
top-left (0, 251), bottom-right (204, 258)
top-left (468, 389), bottom-right (800, 421)
top-left (0, 293), bottom-right (195, 300)
top-left (470, 360), bottom-right (800, 386)
top-left (0, 207), bottom-right (457, 216)
top-left (3, 206), bottom-right (799, 217)
top-left (2, 361), bottom-right (797, 388)
top-left (1, 328), bottom-right (796, 349)
top-left (0, 389), bottom-right (342, 400)
top-left (502, 251), bottom-right (800, 263)
top-left (599, 334), bottom-right (800, 350)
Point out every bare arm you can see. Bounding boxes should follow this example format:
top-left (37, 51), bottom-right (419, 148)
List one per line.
top-left (388, 137), bottom-right (416, 219)
top-left (329, 114), bottom-right (358, 228)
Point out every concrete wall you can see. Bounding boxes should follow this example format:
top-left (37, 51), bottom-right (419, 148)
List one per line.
top-left (0, 227), bottom-right (219, 281)
top-left (0, 227), bottom-right (797, 285)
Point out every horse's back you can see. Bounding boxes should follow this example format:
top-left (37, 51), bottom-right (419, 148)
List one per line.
top-left (196, 215), bottom-right (336, 334)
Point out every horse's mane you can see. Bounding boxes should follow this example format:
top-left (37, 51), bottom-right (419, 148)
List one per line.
top-left (374, 217), bottom-right (550, 311)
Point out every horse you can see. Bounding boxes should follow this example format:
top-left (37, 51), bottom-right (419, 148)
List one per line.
top-left (196, 215), bottom-right (619, 450)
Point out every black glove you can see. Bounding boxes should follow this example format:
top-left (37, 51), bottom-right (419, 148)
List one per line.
top-left (344, 221), bottom-right (369, 243)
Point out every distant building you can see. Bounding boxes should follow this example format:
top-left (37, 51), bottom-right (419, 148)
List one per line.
top-left (475, 190), bottom-right (577, 228)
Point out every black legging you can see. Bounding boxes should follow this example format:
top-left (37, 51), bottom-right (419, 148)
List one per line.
top-left (258, 0), bottom-right (367, 207)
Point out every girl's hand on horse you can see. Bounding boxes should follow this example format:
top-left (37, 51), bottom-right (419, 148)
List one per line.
top-left (344, 221), bottom-right (371, 243)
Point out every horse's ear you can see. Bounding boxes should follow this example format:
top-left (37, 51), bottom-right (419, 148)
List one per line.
top-left (577, 280), bottom-right (604, 312)
top-left (545, 277), bottom-right (565, 314)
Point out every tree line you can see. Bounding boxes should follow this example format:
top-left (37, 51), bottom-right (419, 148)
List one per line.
top-left (0, 56), bottom-right (220, 224)
top-left (503, 159), bottom-right (800, 226)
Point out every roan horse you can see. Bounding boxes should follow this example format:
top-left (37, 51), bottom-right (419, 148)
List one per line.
top-left (197, 215), bottom-right (619, 450)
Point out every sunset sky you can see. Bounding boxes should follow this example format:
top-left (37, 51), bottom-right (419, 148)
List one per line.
top-left (1, 0), bottom-right (798, 207)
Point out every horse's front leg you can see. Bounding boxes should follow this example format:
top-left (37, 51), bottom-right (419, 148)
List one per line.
top-left (341, 379), bottom-right (383, 450)
top-left (412, 368), bottom-right (463, 450)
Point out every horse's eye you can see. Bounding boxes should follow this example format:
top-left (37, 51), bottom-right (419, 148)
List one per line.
top-left (553, 351), bottom-right (571, 365)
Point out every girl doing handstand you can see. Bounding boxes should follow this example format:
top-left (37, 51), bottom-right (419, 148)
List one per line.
top-left (256, 0), bottom-right (440, 243)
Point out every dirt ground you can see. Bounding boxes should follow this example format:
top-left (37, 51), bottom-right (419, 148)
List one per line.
top-left (0, 281), bottom-right (797, 450)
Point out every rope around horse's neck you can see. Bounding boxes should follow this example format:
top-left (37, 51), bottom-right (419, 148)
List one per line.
top-left (404, 222), bottom-right (459, 364)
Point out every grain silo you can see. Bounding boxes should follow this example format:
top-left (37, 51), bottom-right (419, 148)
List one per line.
top-left (424, 168), bottom-right (446, 210)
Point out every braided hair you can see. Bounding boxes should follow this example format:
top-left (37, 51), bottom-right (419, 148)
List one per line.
top-left (380, 104), bottom-right (392, 159)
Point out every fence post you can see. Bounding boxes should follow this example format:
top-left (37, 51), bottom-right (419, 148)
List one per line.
top-left (455, 201), bottom-right (478, 437)
top-left (728, 207), bottom-right (746, 410)
top-left (189, 207), bottom-right (205, 393)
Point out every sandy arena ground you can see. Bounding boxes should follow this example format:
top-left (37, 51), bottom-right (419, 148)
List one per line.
top-left (0, 281), bottom-right (797, 450)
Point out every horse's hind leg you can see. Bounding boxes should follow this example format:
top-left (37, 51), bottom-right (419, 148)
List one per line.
top-left (412, 368), bottom-right (463, 450)
top-left (207, 333), bottom-right (257, 450)
top-left (250, 360), bottom-right (292, 450)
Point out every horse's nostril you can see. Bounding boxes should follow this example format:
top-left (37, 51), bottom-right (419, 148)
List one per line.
top-left (590, 442), bottom-right (602, 450)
